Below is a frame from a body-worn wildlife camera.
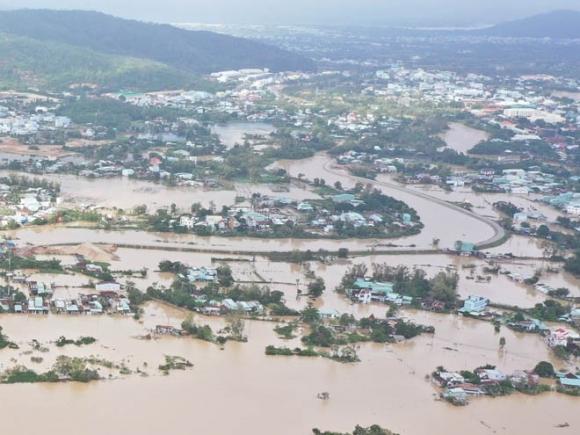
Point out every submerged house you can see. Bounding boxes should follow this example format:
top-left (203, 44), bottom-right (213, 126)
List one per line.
top-left (459, 296), bottom-right (489, 315)
top-left (454, 240), bottom-right (476, 255)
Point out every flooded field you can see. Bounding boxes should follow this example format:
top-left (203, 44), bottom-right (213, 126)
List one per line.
top-left (211, 121), bottom-right (276, 149)
top-left (0, 170), bottom-right (318, 210)
top-left (440, 123), bottom-right (489, 154)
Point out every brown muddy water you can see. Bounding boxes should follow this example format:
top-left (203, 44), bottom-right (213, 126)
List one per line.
top-left (211, 121), bottom-right (276, 149)
top-left (0, 301), bottom-right (578, 435)
top-left (1, 151), bottom-right (578, 435)
top-left (439, 123), bottom-right (489, 154)
top-left (0, 170), bottom-right (318, 211)
top-left (273, 153), bottom-right (500, 249)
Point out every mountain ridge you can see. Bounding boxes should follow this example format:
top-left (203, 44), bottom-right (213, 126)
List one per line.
top-left (0, 9), bottom-right (314, 74)
top-left (474, 10), bottom-right (580, 39)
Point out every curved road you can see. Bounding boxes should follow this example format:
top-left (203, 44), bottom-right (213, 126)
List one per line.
top-left (15, 155), bottom-right (507, 256)
top-left (321, 159), bottom-right (506, 249)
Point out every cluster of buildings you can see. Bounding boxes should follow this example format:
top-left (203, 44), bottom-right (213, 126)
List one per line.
top-left (473, 168), bottom-right (561, 195)
top-left (420, 168), bottom-right (565, 197)
top-left (184, 267), bottom-right (218, 283)
top-left (195, 297), bottom-right (264, 316)
top-left (0, 112), bottom-right (71, 136)
top-left (433, 367), bottom-right (540, 405)
top-left (0, 92), bottom-right (69, 133)
top-left (543, 191), bottom-right (580, 216)
top-left (1, 283), bottom-right (131, 316)
top-left (435, 365), bottom-right (580, 405)
top-left (176, 192), bottom-right (416, 237)
top-left (369, 65), bottom-right (578, 125)
top-left (346, 278), bottom-right (413, 306)
top-left (0, 185), bottom-right (58, 227)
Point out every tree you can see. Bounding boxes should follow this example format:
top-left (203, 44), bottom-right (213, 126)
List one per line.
top-left (224, 315), bottom-right (246, 342)
top-left (133, 204), bottom-right (147, 215)
top-left (565, 250), bottom-right (580, 276)
top-left (302, 305), bottom-right (321, 325)
top-left (534, 361), bottom-right (555, 378)
top-left (334, 181), bottom-right (343, 190)
top-left (429, 272), bottom-right (459, 304)
top-left (308, 277), bottom-right (326, 298)
top-left (536, 225), bottom-right (550, 239)
top-left (217, 265), bottom-right (234, 287)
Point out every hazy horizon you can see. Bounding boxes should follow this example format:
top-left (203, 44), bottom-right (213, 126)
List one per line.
top-left (0, 0), bottom-right (579, 27)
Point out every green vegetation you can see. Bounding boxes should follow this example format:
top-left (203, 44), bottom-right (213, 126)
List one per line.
top-left (1, 356), bottom-right (101, 384)
top-left (527, 300), bottom-right (570, 322)
top-left (564, 250), bottom-right (580, 276)
top-left (0, 256), bottom-right (63, 273)
top-left (557, 386), bottom-right (580, 397)
top-left (341, 263), bottom-right (459, 306)
top-left (58, 97), bottom-right (181, 132)
top-left (265, 345), bottom-right (359, 363)
top-left (0, 327), bottom-right (18, 350)
top-left (274, 323), bottom-right (297, 339)
top-left (217, 265), bottom-right (234, 287)
top-left (0, 9), bottom-right (312, 76)
top-left (158, 261), bottom-right (188, 274)
top-left (471, 139), bottom-right (558, 159)
top-left (533, 361), bottom-right (556, 378)
top-left (181, 317), bottom-right (215, 343)
top-left (158, 355), bottom-right (193, 374)
top-left (1, 367), bottom-right (58, 384)
top-left (0, 32), bottom-right (193, 91)
top-left (265, 345), bottom-right (319, 357)
top-left (148, 279), bottom-right (296, 317)
top-left (55, 336), bottom-right (97, 347)
top-left (181, 315), bottom-right (247, 345)
top-left (307, 277), bottom-right (326, 298)
top-left (300, 307), bottom-right (429, 348)
top-left (312, 425), bottom-right (397, 435)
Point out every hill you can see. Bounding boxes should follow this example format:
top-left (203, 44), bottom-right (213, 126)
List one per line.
top-left (476, 10), bottom-right (580, 39)
top-left (0, 9), bottom-right (314, 74)
top-left (0, 33), bottom-right (200, 91)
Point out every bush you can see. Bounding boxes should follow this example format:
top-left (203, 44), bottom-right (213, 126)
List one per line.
top-left (534, 361), bottom-right (555, 378)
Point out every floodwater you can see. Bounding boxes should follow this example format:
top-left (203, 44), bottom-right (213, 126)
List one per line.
top-left (273, 153), bottom-right (499, 249)
top-left (12, 242), bottom-right (560, 314)
top-left (6, 149), bottom-right (501, 251)
top-left (1, 150), bottom-right (578, 434)
top-left (0, 170), bottom-right (319, 211)
top-left (211, 122), bottom-right (276, 149)
top-left (409, 184), bottom-right (563, 224)
top-left (440, 123), bottom-right (489, 154)
top-left (0, 301), bottom-right (577, 435)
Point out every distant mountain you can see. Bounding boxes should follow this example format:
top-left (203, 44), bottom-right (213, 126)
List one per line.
top-left (0, 9), bottom-right (314, 74)
top-left (0, 33), bottom-right (198, 91)
top-left (476, 10), bottom-right (580, 39)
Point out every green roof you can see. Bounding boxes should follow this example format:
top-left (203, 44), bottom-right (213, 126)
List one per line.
top-left (354, 278), bottom-right (394, 294)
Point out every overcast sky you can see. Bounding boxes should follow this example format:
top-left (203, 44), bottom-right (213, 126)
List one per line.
top-left (0, 0), bottom-right (579, 26)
